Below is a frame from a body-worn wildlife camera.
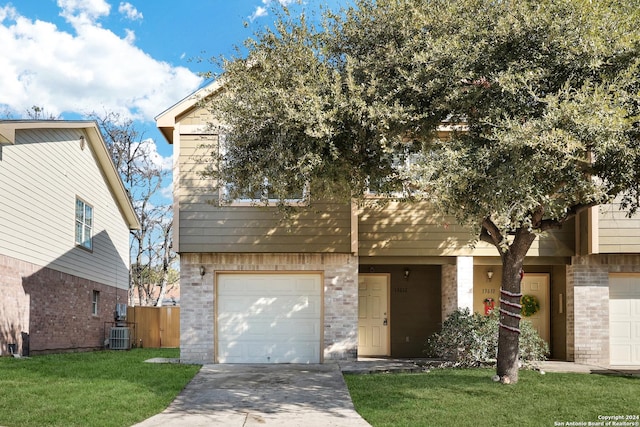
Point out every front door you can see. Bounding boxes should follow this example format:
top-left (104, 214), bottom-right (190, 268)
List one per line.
top-left (521, 273), bottom-right (550, 345)
top-left (358, 274), bottom-right (390, 356)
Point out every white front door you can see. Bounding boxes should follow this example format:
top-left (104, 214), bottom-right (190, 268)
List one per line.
top-left (610, 275), bottom-right (640, 366)
top-left (521, 273), bottom-right (550, 345)
top-left (358, 274), bottom-right (390, 356)
top-left (216, 273), bottom-right (322, 363)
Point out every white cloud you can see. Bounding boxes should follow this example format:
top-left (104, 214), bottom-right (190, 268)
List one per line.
top-left (249, 0), bottom-right (298, 22)
top-left (58, 0), bottom-right (111, 26)
top-left (118, 2), bottom-right (143, 21)
top-left (132, 138), bottom-right (173, 172)
top-left (124, 28), bottom-right (136, 44)
top-left (0, 4), bottom-right (202, 122)
top-left (249, 6), bottom-right (268, 22)
top-left (160, 181), bottom-right (174, 200)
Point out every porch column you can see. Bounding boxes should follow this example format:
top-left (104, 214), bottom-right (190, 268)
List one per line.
top-left (441, 256), bottom-right (474, 320)
top-left (457, 256), bottom-right (474, 312)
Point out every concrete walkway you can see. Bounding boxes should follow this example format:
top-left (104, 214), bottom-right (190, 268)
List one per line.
top-left (133, 359), bottom-right (640, 427)
top-left (133, 363), bottom-right (372, 427)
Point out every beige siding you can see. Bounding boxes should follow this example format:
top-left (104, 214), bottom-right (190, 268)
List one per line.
top-left (177, 105), bottom-right (215, 127)
top-left (358, 201), bottom-right (575, 257)
top-left (599, 202), bottom-right (640, 253)
top-left (175, 132), bottom-right (352, 253)
top-left (177, 133), bottom-right (217, 199)
top-left (0, 128), bottom-right (130, 289)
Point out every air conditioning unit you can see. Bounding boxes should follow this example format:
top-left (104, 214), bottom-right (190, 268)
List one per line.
top-left (109, 327), bottom-right (130, 350)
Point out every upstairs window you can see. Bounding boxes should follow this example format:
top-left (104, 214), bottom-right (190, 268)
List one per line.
top-left (217, 134), bottom-right (308, 206)
top-left (366, 149), bottom-right (422, 197)
top-left (75, 198), bottom-right (93, 250)
top-left (222, 178), bottom-right (308, 206)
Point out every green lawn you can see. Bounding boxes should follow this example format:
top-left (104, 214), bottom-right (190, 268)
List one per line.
top-left (345, 368), bottom-right (640, 427)
top-left (0, 349), bottom-right (200, 427)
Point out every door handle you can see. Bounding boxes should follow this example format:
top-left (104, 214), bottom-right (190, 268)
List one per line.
top-left (383, 318), bottom-right (388, 326)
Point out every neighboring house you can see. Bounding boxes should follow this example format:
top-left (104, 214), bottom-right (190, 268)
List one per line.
top-left (156, 82), bottom-right (640, 366)
top-left (0, 121), bottom-right (140, 356)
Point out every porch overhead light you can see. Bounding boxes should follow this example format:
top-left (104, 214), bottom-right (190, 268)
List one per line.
top-left (404, 268), bottom-right (410, 280)
top-left (487, 270), bottom-right (494, 280)
top-left (199, 266), bottom-right (205, 277)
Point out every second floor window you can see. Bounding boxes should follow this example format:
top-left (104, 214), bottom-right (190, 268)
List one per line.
top-left (222, 178), bottom-right (308, 205)
top-left (75, 198), bottom-right (93, 250)
top-left (217, 134), bottom-right (308, 205)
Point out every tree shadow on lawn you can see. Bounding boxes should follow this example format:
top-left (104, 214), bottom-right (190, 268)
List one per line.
top-left (349, 368), bottom-right (640, 417)
top-left (347, 368), bottom-right (505, 408)
top-left (590, 369), bottom-right (640, 379)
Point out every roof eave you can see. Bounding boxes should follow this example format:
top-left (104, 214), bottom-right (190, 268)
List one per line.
top-left (155, 79), bottom-right (223, 144)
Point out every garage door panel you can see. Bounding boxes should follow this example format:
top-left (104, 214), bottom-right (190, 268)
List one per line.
top-left (218, 340), bottom-right (321, 364)
top-left (634, 322), bottom-right (640, 339)
top-left (295, 277), bottom-right (319, 291)
top-left (217, 273), bottom-right (322, 364)
top-left (633, 301), bottom-right (640, 316)
top-left (218, 310), bottom-right (320, 334)
top-left (219, 297), bottom-right (320, 320)
top-left (611, 345), bottom-right (632, 365)
top-left (611, 300), bottom-right (631, 317)
top-left (610, 276), bottom-right (640, 366)
top-left (273, 321), bottom-right (319, 339)
top-left (220, 276), bottom-right (316, 294)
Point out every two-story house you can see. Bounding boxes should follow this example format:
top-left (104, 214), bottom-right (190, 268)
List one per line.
top-left (157, 81), bottom-right (640, 367)
top-left (0, 120), bottom-right (140, 356)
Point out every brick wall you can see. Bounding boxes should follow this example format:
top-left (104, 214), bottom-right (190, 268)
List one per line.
top-left (179, 253), bottom-right (359, 363)
top-left (441, 257), bottom-right (474, 321)
top-left (0, 253), bottom-right (127, 355)
top-left (441, 264), bottom-right (457, 320)
top-left (0, 254), bottom-right (28, 355)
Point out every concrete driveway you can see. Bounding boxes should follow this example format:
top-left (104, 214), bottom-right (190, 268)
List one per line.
top-left (133, 364), bottom-right (371, 427)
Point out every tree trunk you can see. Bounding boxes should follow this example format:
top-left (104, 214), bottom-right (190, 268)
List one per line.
top-left (496, 254), bottom-right (524, 383)
top-left (154, 221), bottom-right (173, 307)
top-left (496, 228), bottom-right (537, 384)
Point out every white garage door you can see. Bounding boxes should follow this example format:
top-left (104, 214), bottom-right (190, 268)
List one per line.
top-left (610, 275), bottom-right (640, 366)
top-left (217, 273), bottom-right (322, 363)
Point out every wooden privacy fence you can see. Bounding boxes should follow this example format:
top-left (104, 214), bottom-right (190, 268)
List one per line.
top-left (126, 306), bottom-right (180, 348)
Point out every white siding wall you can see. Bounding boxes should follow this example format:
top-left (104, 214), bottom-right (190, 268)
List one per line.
top-left (0, 128), bottom-right (130, 289)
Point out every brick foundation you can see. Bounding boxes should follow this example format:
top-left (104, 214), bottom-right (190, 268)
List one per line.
top-left (179, 253), bottom-right (359, 364)
top-left (0, 253), bottom-right (127, 355)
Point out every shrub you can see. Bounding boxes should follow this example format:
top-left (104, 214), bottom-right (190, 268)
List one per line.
top-left (425, 308), bottom-right (548, 367)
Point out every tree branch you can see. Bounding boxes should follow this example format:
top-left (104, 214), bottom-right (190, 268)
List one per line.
top-left (537, 202), bottom-right (600, 232)
top-left (480, 217), bottom-right (503, 248)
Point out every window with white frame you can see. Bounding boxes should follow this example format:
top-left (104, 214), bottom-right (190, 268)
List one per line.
top-left (218, 134), bottom-right (308, 205)
top-left (366, 149), bottom-right (422, 196)
top-left (75, 198), bottom-right (93, 250)
top-left (222, 177), bottom-right (308, 205)
top-left (92, 290), bottom-right (99, 316)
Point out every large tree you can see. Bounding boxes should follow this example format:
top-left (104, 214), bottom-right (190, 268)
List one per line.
top-left (90, 112), bottom-right (178, 307)
top-left (206, 0), bottom-right (640, 383)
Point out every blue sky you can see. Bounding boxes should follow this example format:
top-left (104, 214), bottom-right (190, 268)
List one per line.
top-left (0, 0), bottom-right (346, 197)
